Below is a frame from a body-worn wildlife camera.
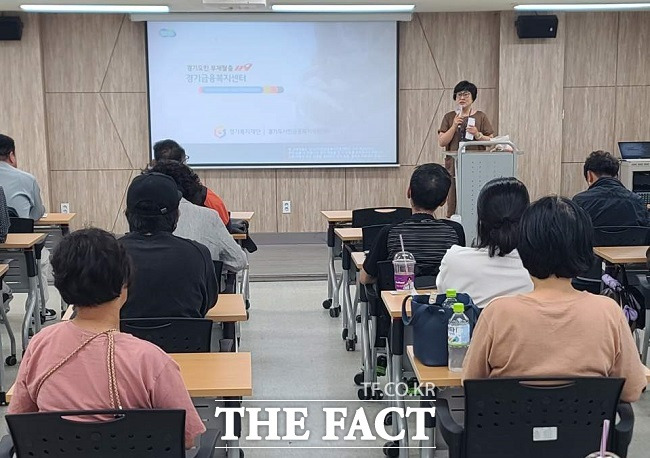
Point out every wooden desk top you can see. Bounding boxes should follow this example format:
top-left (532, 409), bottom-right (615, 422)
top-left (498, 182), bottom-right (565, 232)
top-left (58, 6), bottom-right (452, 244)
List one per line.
top-left (0, 233), bottom-right (47, 249)
top-left (407, 346), bottom-right (650, 389)
top-left (351, 252), bottom-right (366, 270)
top-left (593, 246), bottom-right (649, 264)
top-left (381, 289), bottom-right (438, 319)
top-left (206, 294), bottom-right (248, 322)
top-left (171, 352), bottom-right (252, 397)
top-left (63, 294), bottom-right (248, 323)
top-left (321, 210), bottom-right (353, 223)
top-left (407, 346), bottom-right (462, 387)
top-left (6, 352), bottom-right (253, 401)
top-left (232, 233), bottom-right (247, 240)
top-left (334, 227), bottom-right (362, 242)
top-left (230, 211), bottom-right (254, 221)
top-left (36, 213), bottom-right (77, 225)
top-left (0, 264), bottom-right (8, 277)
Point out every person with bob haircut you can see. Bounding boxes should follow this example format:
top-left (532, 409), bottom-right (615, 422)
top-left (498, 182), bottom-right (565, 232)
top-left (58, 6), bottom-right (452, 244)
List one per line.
top-left (7, 228), bottom-right (206, 447)
top-left (436, 177), bottom-right (533, 308)
top-left (152, 139), bottom-right (230, 226)
top-left (360, 163), bottom-right (465, 285)
top-left (438, 81), bottom-right (495, 217)
top-left (573, 150), bottom-right (649, 227)
top-left (463, 196), bottom-right (647, 402)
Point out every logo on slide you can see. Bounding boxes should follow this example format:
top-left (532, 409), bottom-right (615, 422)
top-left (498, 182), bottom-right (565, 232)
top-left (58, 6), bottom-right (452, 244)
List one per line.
top-left (159, 28), bottom-right (176, 38)
top-left (214, 126), bottom-right (227, 139)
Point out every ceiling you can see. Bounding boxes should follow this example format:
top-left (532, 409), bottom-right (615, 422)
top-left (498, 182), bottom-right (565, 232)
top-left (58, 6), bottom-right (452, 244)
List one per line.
top-left (0, 0), bottom-right (644, 13)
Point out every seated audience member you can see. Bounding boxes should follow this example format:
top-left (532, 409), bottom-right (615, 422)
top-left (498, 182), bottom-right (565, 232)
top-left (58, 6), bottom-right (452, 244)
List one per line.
top-left (0, 134), bottom-right (46, 220)
top-left (437, 177), bottom-right (533, 308)
top-left (8, 228), bottom-right (205, 447)
top-left (120, 173), bottom-right (218, 318)
top-left (148, 160), bottom-right (246, 272)
top-left (463, 196), bottom-right (647, 402)
top-left (0, 134), bottom-right (53, 318)
top-left (360, 163), bottom-right (465, 285)
top-left (153, 139), bottom-right (230, 226)
top-left (573, 150), bottom-right (649, 227)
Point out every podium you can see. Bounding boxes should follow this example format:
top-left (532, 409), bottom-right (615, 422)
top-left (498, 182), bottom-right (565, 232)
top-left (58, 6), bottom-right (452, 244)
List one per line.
top-left (446, 140), bottom-right (522, 243)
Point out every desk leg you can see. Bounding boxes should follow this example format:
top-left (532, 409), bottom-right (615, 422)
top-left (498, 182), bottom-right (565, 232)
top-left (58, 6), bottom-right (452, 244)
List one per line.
top-left (21, 250), bottom-right (39, 351)
top-left (341, 267), bottom-right (351, 341)
top-left (420, 389), bottom-right (435, 458)
top-left (390, 319), bottom-right (409, 457)
top-left (348, 272), bottom-right (359, 347)
top-left (225, 398), bottom-right (242, 458)
top-left (324, 222), bottom-right (336, 310)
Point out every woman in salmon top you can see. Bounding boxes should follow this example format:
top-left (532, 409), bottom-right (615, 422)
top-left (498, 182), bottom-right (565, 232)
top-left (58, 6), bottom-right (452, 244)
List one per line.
top-left (8, 228), bottom-right (206, 447)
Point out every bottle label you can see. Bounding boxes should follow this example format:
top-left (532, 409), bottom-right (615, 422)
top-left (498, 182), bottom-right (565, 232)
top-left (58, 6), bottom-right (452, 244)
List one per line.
top-left (394, 273), bottom-right (414, 291)
top-left (448, 324), bottom-right (470, 347)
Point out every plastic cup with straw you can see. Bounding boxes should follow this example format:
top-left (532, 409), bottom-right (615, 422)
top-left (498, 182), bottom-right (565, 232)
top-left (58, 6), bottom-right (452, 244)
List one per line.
top-left (392, 234), bottom-right (416, 292)
top-left (585, 419), bottom-right (620, 458)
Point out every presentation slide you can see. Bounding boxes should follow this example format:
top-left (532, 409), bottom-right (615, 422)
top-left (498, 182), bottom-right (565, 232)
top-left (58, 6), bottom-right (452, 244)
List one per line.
top-left (147, 21), bottom-right (398, 167)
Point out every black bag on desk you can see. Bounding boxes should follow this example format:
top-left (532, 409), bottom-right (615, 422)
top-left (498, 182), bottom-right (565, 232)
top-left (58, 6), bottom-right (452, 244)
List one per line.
top-left (402, 293), bottom-right (480, 367)
top-left (0, 187), bottom-right (9, 244)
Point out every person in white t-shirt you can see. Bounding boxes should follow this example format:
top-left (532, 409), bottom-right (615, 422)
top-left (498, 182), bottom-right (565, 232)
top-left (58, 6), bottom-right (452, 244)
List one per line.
top-left (437, 177), bottom-right (533, 308)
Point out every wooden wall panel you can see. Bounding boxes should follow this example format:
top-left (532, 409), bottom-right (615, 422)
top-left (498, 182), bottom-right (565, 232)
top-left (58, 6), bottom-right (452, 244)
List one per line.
top-left (197, 170), bottom-right (277, 232)
top-left (564, 13), bottom-right (618, 87)
top-left (102, 19), bottom-right (147, 93)
top-left (561, 163), bottom-right (587, 198)
top-left (419, 12), bottom-right (500, 89)
top-left (50, 170), bottom-right (134, 230)
top-left (45, 93), bottom-right (133, 170)
top-left (41, 14), bottom-right (123, 92)
top-left (345, 167), bottom-right (414, 210)
top-left (398, 16), bottom-right (443, 89)
top-left (277, 169), bottom-right (346, 232)
top-left (562, 87), bottom-right (616, 162)
top-left (102, 93), bottom-right (150, 168)
top-left (499, 12), bottom-right (565, 199)
top-left (617, 12), bottom-right (650, 86)
top-left (615, 86), bottom-right (650, 145)
top-left (399, 90), bottom-right (444, 165)
top-left (0, 13), bottom-right (50, 207)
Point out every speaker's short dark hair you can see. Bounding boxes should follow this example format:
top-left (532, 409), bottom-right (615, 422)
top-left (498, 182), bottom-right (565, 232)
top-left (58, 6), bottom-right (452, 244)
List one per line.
top-left (153, 139), bottom-right (186, 162)
top-left (453, 80), bottom-right (478, 101)
top-left (409, 163), bottom-right (451, 211)
top-left (583, 150), bottom-right (619, 179)
top-left (51, 228), bottom-right (132, 307)
top-left (518, 196), bottom-right (594, 279)
top-left (475, 177), bottom-right (530, 257)
top-left (0, 134), bottom-right (15, 159)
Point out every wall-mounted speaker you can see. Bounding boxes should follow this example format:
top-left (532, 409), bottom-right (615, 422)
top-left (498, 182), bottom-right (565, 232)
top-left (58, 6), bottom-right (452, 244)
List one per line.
top-left (515, 15), bottom-right (558, 39)
top-left (0, 16), bottom-right (24, 41)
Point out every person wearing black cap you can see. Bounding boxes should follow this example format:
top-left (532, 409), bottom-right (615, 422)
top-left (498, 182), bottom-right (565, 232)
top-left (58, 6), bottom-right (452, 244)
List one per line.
top-left (119, 173), bottom-right (219, 318)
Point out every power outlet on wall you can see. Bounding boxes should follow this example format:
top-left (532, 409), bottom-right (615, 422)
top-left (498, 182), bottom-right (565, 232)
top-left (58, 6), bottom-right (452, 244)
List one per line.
top-left (282, 201), bottom-right (291, 214)
top-left (60, 203), bottom-right (70, 214)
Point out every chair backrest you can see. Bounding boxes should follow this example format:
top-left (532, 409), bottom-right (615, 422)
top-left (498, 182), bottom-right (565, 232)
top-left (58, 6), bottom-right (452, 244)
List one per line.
top-left (462, 377), bottom-right (624, 458)
top-left (376, 260), bottom-right (395, 292)
top-left (594, 226), bottom-right (650, 247)
top-left (213, 260), bottom-right (224, 279)
top-left (6, 409), bottom-right (186, 458)
top-left (352, 207), bottom-right (411, 228)
top-left (8, 217), bottom-right (34, 234)
top-left (120, 317), bottom-right (212, 353)
top-left (362, 224), bottom-right (388, 251)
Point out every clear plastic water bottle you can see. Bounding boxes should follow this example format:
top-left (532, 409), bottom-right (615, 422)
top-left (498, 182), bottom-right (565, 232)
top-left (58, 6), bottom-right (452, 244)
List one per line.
top-left (441, 289), bottom-right (457, 309)
top-left (448, 303), bottom-right (470, 372)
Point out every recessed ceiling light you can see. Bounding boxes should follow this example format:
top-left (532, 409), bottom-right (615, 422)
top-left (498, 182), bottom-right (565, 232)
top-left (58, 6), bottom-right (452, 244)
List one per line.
top-left (271, 4), bottom-right (415, 13)
top-left (20, 4), bottom-right (170, 13)
top-left (514, 3), bottom-right (650, 11)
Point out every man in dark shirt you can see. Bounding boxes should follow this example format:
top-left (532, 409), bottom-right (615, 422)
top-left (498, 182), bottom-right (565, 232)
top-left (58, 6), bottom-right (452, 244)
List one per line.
top-left (573, 150), bottom-right (650, 227)
top-left (360, 163), bottom-right (465, 284)
top-left (120, 173), bottom-right (219, 318)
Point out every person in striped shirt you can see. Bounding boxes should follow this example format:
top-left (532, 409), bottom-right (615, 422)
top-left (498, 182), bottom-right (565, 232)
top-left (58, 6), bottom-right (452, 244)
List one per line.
top-left (360, 163), bottom-right (465, 285)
